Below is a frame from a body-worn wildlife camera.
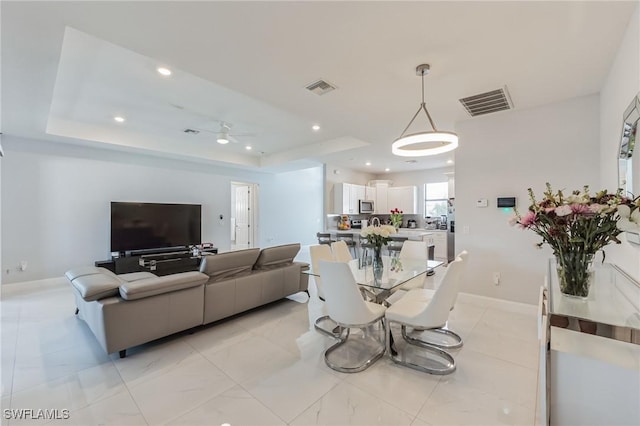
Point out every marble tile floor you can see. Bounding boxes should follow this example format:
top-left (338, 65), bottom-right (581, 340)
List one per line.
top-left (1, 273), bottom-right (539, 426)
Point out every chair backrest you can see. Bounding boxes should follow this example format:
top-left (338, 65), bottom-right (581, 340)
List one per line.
top-left (417, 255), bottom-right (466, 328)
top-left (399, 240), bottom-right (428, 260)
top-left (451, 250), bottom-right (469, 307)
top-left (331, 240), bottom-right (353, 262)
top-left (309, 244), bottom-right (333, 300)
top-left (317, 260), bottom-right (378, 325)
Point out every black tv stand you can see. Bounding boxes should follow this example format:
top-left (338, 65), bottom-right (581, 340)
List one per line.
top-left (95, 247), bottom-right (218, 276)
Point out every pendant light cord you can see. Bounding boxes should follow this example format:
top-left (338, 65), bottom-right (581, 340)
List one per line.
top-left (399, 68), bottom-right (438, 137)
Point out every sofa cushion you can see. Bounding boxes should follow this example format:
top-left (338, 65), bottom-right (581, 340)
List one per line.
top-left (119, 271), bottom-right (208, 301)
top-left (117, 271), bottom-right (158, 282)
top-left (70, 272), bottom-right (122, 302)
top-left (65, 266), bottom-right (117, 282)
top-left (254, 243), bottom-right (301, 270)
top-left (200, 248), bottom-right (260, 281)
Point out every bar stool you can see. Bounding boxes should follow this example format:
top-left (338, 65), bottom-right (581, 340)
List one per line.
top-left (317, 232), bottom-right (334, 245)
top-left (358, 235), bottom-right (374, 266)
top-left (335, 234), bottom-right (357, 257)
top-left (387, 236), bottom-right (408, 257)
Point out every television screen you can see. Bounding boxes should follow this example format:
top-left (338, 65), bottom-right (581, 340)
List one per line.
top-left (111, 202), bottom-right (201, 253)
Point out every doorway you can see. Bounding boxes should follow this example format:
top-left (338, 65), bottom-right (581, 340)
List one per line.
top-left (230, 182), bottom-right (258, 250)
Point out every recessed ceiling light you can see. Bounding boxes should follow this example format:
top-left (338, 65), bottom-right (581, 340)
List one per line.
top-left (245, 146), bottom-right (252, 150)
top-left (385, 168), bottom-right (390, 172)
top-left (312, 124), bottom-right (320, 131)
top-left (113, 116), bottom-right (125, 123)
top-left (157, 67), bottom-right (172, 76)
top-left (447, 159), bottom-right (454, 164)
top-left (365, 162), bottom-right (371, 166)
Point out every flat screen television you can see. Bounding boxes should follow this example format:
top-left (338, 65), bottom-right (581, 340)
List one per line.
top-left (111, 202), bottom-right (201, 253)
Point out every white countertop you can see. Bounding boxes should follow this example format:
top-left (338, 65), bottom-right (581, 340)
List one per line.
top-left (326, 228), bottom-right (435, 240)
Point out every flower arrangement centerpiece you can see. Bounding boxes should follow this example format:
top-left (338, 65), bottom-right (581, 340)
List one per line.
top-left (511, 183), bottom-right (639, 298)
top-left (360, 219), bottom-right (396, 279)
top-left (390, 208), bottom-right (403, 230)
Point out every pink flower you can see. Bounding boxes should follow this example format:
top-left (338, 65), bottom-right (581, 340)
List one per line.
top-left (555, 205), bottom-right (573, 217)
top-left (589, 203), bottom-right (606, 214)
top-left (571, 204), bottom-right (591, 215)
top-left (519, 211), bottom-right (537, 228)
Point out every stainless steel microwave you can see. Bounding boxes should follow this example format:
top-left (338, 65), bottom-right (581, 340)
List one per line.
top-left (359, 200), bottom-right (374, 214)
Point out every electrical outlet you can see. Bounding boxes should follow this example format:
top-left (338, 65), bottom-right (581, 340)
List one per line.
top-left (463, 225), bottom-right (470, 234)
top-left (493, 272), bottom-right (501, 285)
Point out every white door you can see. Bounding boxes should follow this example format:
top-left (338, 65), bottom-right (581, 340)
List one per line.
top-left (231, 183), bottom-right (253, 250)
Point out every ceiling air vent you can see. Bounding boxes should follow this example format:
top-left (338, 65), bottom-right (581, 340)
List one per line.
top-left (305, 79), bottom-right (336, 95)
top-left (183, 128), bottom-right (200, 134)
top-left (459, 86), bottom-right (513, 117)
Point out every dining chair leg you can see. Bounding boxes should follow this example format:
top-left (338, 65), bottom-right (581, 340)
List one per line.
top-left (324, 320), bottom-right (386, 373)
top-left (401, 325), bottom-right (463, 349)
top-left (386, 321), bottom-right (456, 375)
top-left (314, 315), bottom-right (343, 338)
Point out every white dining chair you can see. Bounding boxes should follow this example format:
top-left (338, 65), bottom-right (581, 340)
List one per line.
top-left (404, 250), bottom-right (469, 349)
top-left (317, 260), bottom-right (387, 373)
top-left (331, 240), bottom-right (353, 263)
top-left (384, 254), bottom-right (466, 375)
top-left (310, 244), bottom-right (341, 338)
top-left (398, 240), bottom-right (429, 289)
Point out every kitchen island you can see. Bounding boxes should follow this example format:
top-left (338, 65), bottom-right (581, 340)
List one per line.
top-left (323, 228), bottom-right (448, 262)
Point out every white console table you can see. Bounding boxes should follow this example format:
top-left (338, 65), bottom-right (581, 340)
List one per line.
top-left (537, 260), bottom-right (640, 425)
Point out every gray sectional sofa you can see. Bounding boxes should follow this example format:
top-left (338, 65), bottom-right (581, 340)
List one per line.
top-left (66, 244), bottom-right (309, 357)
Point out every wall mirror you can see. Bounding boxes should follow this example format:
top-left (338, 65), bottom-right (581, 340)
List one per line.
top-left (618, 92), bottom-right (640, 197)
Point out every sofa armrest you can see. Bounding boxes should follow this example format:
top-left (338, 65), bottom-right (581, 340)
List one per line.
top-left (119, 271), bottom-right (208, 301)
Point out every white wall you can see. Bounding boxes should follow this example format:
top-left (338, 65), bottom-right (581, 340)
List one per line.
top-left (456, 95), bottom-right (601, 304)
top-left (1, 136), bottom-right (323, 283)
top-left (259, 166), bottom-right (325, 243)
top-left (599, 3), bottom-right (640, 281)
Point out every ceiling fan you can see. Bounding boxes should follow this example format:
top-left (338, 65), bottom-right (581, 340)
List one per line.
top-left (193, 121), bottom-right (255, 145)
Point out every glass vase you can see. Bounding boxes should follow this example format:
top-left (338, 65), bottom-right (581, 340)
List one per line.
top-left (372, 245), bottom-right (383, 281)
top-left (555, 252), bottom-right (594, 299)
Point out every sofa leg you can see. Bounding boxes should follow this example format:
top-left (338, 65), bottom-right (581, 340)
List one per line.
top-left (74, 308), bottom-right (79, 315)
top-left (119, 350), bottom-right (126, 359)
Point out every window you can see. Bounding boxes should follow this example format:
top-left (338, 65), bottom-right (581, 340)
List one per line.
top-left (424, 182), bottom-right (448, 218)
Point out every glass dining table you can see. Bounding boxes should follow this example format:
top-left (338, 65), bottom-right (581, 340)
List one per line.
top-left (305, 256), bottom-right (444, 303)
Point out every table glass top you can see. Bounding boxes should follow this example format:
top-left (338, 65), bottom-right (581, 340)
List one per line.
top-left (305, 256), bottom-right (443, 291)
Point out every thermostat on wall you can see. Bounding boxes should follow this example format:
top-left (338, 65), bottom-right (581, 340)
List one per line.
top-left (497, 197), bottom-right (516, 208)
top-left (476, 199), bottom-right (488, 208)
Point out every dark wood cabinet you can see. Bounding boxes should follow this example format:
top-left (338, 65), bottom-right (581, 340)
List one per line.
top-left (95, 248), bottom-right (217, 276)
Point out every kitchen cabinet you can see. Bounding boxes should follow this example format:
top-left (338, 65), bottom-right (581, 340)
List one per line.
top-left (374, 182), bottom-right (388, 214)
top-left (387, 186), bottom-right (418, 214)
top-left (334, 183), bottom-right (366, 214)
top-left (424, 231), bottom-right (447, 262)
top-left (365, 186), bottom-right (377, 206)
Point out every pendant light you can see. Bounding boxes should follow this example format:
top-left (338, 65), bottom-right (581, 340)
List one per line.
top-left (392, 64), bottom-right (458, 157)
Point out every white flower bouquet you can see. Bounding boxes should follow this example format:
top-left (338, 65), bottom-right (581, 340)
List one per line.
top-left (360, 224), bottom-right (397, 248)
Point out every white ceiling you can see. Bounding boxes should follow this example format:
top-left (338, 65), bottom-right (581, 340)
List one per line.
top-left (2, 1), bottom-right (637, 173)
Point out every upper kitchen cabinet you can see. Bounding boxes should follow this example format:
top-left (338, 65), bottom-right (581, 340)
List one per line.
top-left (368, 180), bottom-right (390, 214)
top-left (334, 183), bottom-right (366, 214)
top-left (387, 186), bottom-right (418, 214)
